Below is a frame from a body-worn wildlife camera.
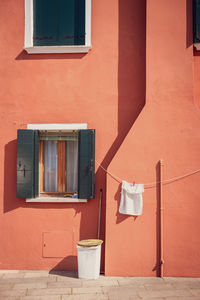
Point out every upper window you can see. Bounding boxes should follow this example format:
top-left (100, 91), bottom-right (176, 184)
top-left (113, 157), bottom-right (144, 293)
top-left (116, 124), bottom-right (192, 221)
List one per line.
top-left (24, 0), bottom-right (91, 54)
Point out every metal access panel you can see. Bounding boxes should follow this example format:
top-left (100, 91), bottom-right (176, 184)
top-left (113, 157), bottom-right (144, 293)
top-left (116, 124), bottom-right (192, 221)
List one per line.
top-left (42, 231), bottom-right (79, 258)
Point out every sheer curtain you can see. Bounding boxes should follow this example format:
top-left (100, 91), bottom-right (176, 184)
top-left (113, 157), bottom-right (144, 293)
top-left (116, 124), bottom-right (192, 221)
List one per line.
top-left (43, 141), bottom-right (58, 192)
top-left (66, 140), bottom-right (78, 192)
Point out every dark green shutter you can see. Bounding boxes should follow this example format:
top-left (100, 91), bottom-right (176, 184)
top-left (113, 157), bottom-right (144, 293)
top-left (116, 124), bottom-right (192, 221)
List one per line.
top-left (33, 0), bottom-right (85, 46)
top-left (194, 0), bottom-right (200, 43)
top-left (78, 130), bottom-right (95, 199)
top-left (16, 130), bottom-right (39, 198)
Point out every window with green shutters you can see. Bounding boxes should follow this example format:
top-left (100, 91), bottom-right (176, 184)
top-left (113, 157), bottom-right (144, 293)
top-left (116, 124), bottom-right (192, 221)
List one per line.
top-left (24, 0), bottom-right (91, 54)
top-left (16, 129), bottom-right (95, 200)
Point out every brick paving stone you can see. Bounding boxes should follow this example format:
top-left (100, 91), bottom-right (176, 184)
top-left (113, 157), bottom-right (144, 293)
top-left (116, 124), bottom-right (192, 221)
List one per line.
top-left (13, 282), bottom-right (47, 289)
top-left (118, 277), bottom-right (164, 285)
top-left (190, 288), bottom-right (200, 296)
top-left (171, 282), bottom-right (200, 289)
top-left (27, 287), bottom-right (71, 296)
top-left (24, 272), bottom-right (50, 278)
top-left (0, 270), bottom-right (19, 274)
top-left (117, 279), bottom-right (147, 289)
top-left (3, 273), bottom-right (25, 279)
top-left (0, 297), bottom-right (20, 300)
top-left (0, 283), bottom-right (14, 290)
top-left (144, 283), bottom-right (174, 290)
top-left (62, 295), bottom-right (108, 300)
top-left (0, 289), bottom-right (26, 297)
top-left (138, 288), bottom-right (193, 298)
top-left (102, 286), bottom-right (139, 300)
top-left (72, 287), bottom-right (103, 294)
top-left (141, 298), bottom-right (165, 300)
top-left (48, 280), bottom-right (82, 288)
top-left (164, 277), bottom-right (200, 283)
top-left (82, 279), bottom-right (119, 287)
top-left (1, 276), bottom-right (56, 284)
top-left (57, 276), bottom-right (80, 282)
top-left (19, 296), bottom-right (61, 300)
top-left (164, 297), bottom-right (200, 300)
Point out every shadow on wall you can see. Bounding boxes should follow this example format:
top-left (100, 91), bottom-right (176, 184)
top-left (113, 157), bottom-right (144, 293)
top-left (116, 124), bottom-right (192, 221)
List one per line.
top-left (95, 0), bottom-right (146, 256)
top-left (186, 0), bottom-right (193, 48)
top-left (15, 50), bottom-right (86, 60)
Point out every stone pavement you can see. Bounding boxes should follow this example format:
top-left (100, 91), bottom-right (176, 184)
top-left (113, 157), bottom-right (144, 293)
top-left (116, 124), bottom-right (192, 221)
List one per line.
top-left (0, 270), bottom-right (200, 300)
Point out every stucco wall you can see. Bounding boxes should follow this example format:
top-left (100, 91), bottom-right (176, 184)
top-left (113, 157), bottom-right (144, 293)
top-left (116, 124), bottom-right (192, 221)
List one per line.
top-left (0, 0), bottom-right (146, 271)
top-left (105, 0), bottom-right (200, 277)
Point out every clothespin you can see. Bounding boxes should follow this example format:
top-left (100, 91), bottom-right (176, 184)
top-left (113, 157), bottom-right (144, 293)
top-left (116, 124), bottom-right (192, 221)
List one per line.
top-left (132, 181), bottom-right (135, 186)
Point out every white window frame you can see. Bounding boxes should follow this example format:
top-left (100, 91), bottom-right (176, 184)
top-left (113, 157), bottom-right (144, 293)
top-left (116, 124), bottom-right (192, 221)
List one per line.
top-left (24, 0), bottom-right (92, 54)
top-left (26, 123), bottom-right (88, 203)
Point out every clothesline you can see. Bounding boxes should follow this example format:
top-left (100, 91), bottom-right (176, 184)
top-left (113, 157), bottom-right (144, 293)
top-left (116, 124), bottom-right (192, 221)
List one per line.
top-left (95, 160), bottom-right (200, 188)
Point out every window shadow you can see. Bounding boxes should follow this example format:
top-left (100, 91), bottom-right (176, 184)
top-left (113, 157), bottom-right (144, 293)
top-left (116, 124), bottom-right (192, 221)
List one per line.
top-left (186, 0), bottom-right (193, 48)
top-left (15, 50), bottom-right (86, 60)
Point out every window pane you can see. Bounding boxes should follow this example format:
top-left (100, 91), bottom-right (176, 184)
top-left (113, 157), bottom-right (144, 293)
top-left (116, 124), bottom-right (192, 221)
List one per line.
top-left (43, 141), bottom-right (58, 192)
top-left (66, 141), bottom-right (78, 192)
top-left (33, 0), bottom-right (85, 46)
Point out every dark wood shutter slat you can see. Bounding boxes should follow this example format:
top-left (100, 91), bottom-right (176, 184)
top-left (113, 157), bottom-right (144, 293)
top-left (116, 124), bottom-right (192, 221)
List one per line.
top-left (78, 130), bottom-right (95, 199)
top-left (16, 130), bottom-right (39, 198)
top-left (33, 0), bottom-right (85, 46)
top-left (194, 0), bottom-right (200, 43)
top-left (34, 130), bottom-right (39, 197)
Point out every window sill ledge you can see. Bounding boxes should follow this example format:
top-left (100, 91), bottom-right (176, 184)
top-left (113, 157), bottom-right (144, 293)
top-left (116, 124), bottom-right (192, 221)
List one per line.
top-left (24, 45), bottom-right (91, 54)
top-left (26, 197), bottom-right (87, 203)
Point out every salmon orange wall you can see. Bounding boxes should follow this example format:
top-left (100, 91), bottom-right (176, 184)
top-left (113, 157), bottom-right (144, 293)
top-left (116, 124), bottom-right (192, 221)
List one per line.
top-left (0, 0), bottom-right (146, 271)
top-left (105, 0), bottom-right (200, 277)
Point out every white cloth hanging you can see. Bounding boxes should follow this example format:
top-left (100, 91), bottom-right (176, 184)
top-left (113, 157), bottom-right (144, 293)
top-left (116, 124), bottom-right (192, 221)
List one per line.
top-left (119, 181), bottom-right (144, 216)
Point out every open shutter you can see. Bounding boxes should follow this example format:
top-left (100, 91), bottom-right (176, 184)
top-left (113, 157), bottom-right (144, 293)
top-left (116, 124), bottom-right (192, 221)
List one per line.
top-left (78, 129), bottom-right (95, 199)
top-left (16, 130), bottom-right (39, 198)
top-left (194, 0), bottom-right (200, 43)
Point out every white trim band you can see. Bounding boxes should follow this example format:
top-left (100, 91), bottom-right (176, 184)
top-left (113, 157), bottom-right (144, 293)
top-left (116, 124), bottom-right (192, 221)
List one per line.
top-left (27, 123), bottom-right (88, 130)
top-left (26, 197), bottom-right (87, 203)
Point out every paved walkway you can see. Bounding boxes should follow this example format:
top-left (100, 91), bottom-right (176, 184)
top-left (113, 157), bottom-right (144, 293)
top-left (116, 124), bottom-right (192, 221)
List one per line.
top-left (0, 270), bottom-right (200, 300)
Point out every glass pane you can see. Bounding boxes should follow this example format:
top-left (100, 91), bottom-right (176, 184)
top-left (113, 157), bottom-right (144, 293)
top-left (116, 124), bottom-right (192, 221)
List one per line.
top-left (66, 141), bottom-right (78, 192)
top-left (43, 141), bottom-right (58, 192)
top-left (33, 0), bottom-right (85, 46)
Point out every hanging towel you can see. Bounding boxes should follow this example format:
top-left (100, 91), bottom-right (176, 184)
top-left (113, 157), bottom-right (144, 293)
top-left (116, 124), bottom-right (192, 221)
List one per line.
top-left (119, 181), bottom-right (144, 216)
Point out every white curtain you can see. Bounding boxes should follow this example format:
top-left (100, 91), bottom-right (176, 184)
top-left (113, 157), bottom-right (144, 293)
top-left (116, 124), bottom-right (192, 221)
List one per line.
top-left (66, 140), bottom-right (78, 192)
top-left (43, 141), bottom-right (58, 192)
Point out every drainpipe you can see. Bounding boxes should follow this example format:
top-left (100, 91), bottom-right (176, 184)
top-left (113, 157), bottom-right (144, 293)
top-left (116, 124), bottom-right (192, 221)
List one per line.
top-left (160, 159), bottom-right (164, 277)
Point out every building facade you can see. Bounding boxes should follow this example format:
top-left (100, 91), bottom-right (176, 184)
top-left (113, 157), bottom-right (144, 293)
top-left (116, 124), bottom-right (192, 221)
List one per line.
top-left (0, 0), bottom-right (200, 277)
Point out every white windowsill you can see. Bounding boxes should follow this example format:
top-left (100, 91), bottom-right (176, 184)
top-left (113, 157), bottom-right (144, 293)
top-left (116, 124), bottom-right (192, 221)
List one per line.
top-left (26, 197), bottom-right (87, 203)
top-left (27, 123), bottom-right (88, 130)
top-left (24, 45), bottom-right (91, 54)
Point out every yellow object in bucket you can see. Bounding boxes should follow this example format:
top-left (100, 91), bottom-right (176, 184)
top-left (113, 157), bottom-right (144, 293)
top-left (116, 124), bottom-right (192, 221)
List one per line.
top-left (77, 239), bottom-right (103, 247)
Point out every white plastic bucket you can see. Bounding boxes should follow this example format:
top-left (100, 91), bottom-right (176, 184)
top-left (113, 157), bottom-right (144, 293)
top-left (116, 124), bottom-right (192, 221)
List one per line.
top-left (77, 244), bottom-right (102, 280)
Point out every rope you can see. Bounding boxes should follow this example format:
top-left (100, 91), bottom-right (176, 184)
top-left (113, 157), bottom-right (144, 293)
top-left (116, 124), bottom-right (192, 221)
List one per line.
top-left (95, 160), bottom-right (200, 188)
